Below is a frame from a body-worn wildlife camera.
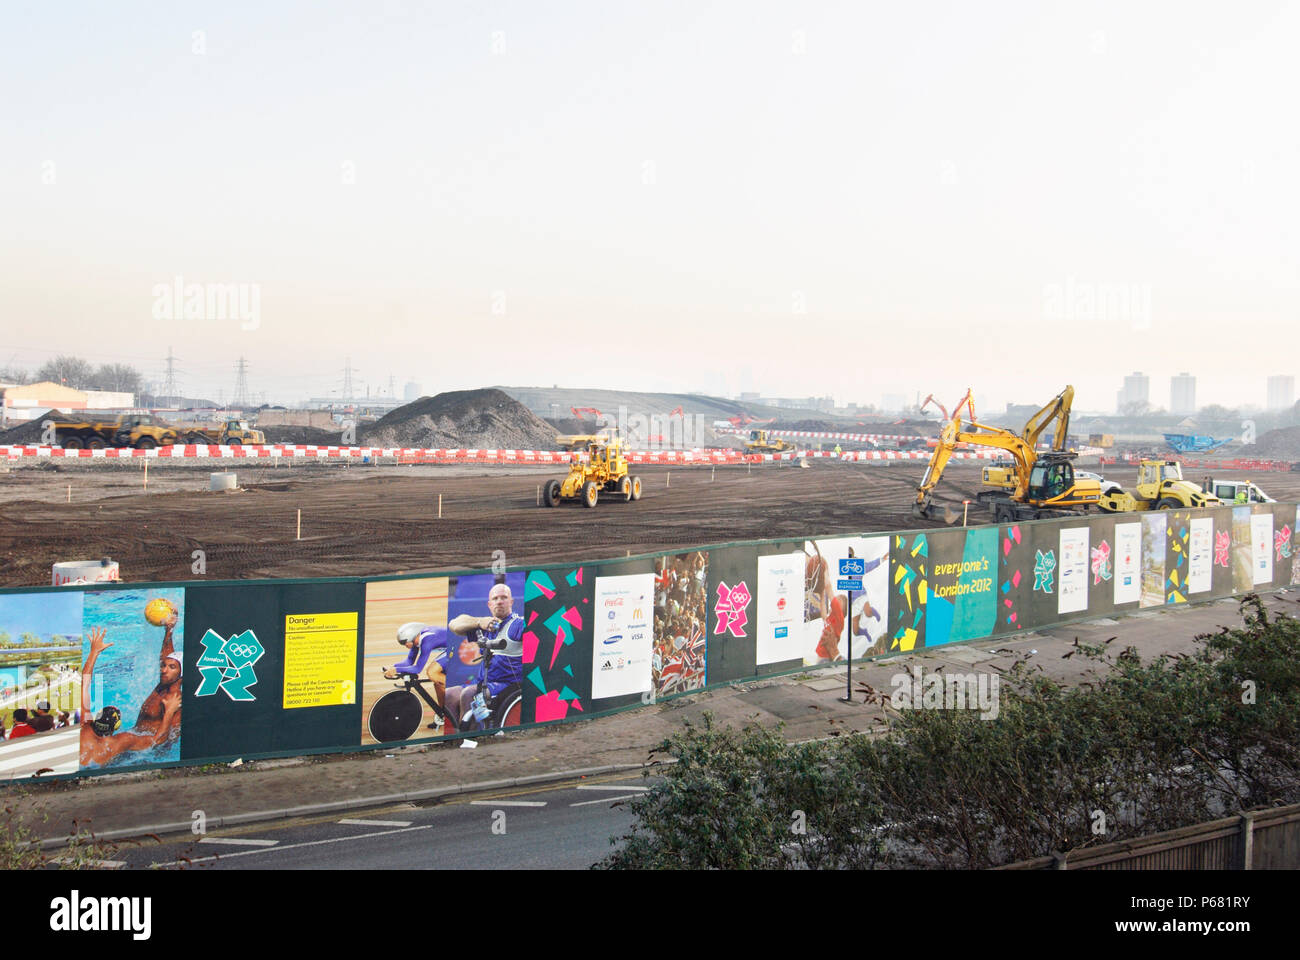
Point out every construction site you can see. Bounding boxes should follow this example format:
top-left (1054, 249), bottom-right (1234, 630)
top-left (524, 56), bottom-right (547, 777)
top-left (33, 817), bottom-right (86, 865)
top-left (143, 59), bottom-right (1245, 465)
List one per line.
top-left (5, 385), bottom-right (1300, 587)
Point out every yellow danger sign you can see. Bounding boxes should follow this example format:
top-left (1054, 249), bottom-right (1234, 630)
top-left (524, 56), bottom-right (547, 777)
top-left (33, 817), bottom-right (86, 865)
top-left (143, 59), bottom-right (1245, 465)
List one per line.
top-left (283, 612), bottom-right (358, 709)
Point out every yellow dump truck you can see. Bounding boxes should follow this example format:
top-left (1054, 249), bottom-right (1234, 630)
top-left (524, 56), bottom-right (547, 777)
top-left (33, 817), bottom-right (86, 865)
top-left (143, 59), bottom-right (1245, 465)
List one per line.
top-left (55, 413), bottom-right (180, 450)
top-left (181, 419), bottom-right (266, 446)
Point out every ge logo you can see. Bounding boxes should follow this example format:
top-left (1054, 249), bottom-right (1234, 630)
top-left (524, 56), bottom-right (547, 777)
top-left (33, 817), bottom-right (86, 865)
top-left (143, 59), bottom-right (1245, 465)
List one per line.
top-left (228, 643), bottom-right (258, 658)
top-left (608, 611), bottom-right (616, 620)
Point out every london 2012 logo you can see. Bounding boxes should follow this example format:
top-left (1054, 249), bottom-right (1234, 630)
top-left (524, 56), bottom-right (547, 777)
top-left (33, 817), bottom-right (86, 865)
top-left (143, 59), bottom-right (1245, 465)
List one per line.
top-left (714, 581), bottom-right (752, 637)
top-left (196, 628), bottom-right (265, 701)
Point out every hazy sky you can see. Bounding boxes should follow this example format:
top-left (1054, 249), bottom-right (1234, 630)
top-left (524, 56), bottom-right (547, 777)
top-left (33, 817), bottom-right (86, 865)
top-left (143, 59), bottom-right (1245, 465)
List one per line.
top-left (2, 1), bottom-right (1297, 412)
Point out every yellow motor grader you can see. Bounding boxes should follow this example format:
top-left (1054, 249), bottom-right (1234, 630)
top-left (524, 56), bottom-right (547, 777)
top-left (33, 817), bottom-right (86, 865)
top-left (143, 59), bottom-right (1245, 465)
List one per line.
top-left (542, 437), bottom-right (643, 507)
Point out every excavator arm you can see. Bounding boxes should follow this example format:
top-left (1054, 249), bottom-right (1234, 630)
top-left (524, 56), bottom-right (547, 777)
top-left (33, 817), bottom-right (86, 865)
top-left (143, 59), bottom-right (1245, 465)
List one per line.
top-left (914, 394), bottom-right (1036, 518)
top-left (1021, 385), bottom-right (1074, 452)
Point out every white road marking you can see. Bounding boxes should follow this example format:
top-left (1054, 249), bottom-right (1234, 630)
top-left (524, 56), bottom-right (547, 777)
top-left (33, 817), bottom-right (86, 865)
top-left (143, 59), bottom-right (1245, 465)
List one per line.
top-left (575, 784), bottom-right (650, 792)
top-left (469, 800), bottom-right (546, 807)
top-left (570, 793), bottom-right (641, 807)
top-left (160, 825), bottom-right (431, 866)
top-left (338, 818), bottom-right (412, 827)
top-left (199, 837), bottom-right (280, 847)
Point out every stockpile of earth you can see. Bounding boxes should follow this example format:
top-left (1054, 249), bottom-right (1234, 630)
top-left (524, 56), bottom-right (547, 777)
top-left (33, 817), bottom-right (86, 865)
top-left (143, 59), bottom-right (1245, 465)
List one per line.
top-left (770, 419), bottom-right (835, 432)
top-left (770, 418), bottom-right (929, 437)
top-left (258, 426), bottom-right (345, 445)
top-left (1248, 426), bottom-right (1300, 460)
top-left (361, 389), bottom-right (558, 449)
top-left (546, 417), bottom-right (598, 434)
top-left (0, 416), bottom-right (72, 444)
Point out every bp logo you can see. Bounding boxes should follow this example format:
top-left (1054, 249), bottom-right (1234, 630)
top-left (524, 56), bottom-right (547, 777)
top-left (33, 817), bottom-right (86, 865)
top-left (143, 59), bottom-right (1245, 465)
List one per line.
top-left (196, 628), bottom-right (265, 701)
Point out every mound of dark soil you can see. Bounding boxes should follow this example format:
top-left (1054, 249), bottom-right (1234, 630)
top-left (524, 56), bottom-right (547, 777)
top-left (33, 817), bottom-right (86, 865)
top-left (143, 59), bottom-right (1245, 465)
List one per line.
top-left (0, 415), bottom-right (73, 444)
top-left (546, 417), bottom-right (600, 434)
top-left (260, 426), bottom-right (345, 445)
top-left (1249, 426), bottom-right (1300, 460)
top-left (361, 389), bottom-right (558, 449)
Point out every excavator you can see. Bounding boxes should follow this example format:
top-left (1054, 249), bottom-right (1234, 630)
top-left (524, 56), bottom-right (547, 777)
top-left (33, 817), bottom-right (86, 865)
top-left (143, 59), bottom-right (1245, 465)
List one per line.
top-left (980, 385), bottom-right (1076, 494)
top-left (914, 386), bottom-right (1103, 523)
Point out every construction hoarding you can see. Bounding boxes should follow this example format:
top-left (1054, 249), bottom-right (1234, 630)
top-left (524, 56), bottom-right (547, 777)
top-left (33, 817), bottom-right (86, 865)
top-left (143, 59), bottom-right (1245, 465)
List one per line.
top-left (2, 502), bottom-right (1295, 781)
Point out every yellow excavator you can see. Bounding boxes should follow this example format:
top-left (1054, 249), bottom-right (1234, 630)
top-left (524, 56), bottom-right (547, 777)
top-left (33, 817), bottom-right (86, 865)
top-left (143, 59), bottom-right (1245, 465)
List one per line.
top-left (914, 386), bottom-right (1102, 523)
top-left (979, 385), bottom-right (1075, 495)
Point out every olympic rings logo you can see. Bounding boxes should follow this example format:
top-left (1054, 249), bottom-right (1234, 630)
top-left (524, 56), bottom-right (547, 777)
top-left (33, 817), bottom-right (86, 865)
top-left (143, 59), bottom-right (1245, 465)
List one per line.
top-left (227, 643), bottom-right (260, 658)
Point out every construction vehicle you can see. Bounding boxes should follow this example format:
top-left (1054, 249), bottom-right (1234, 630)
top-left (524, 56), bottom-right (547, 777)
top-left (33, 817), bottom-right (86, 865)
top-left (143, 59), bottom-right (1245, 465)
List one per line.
top-left (554, 425), bottom-right (617, 452)
top-left (180, 419), bottom-right (266, 446)
top-left (1089, 433), bottom-right (1114, 448)
top-left (55, 413), bottom-right (181, 450)
top-left (541, 437), bottom-right (642, 508)
top-left (981, 459), bottom-right (1017, 491)
top-left (728, 413), bottom-right (775, 428)
top-left (1164, 433), bottom-right (1232, 455)
top-left (743, 429), bottom-right (794, 454)
top-left (1097, 460), bottom-right (1221, 512)
top-left (1201, 478), bottom-right (1273, 504)
top-left (915, 386), bottom-right (1103, 522)
top-left (977, 386), bottom-right (1076, 497)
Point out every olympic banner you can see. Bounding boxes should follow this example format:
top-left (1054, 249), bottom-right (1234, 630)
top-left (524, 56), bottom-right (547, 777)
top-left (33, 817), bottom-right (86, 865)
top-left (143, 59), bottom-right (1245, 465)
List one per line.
top-left (755, 550), bottom-right (806, 667)
top-left (706, 545), bottom-right (760, 683)
top-left (923, 528), bottom-right (998, 648)
top-left (181, 581), bottom-right (364, 762)
top-left (1187, 517), bottom-right (1213, 595)
top-left (591, 573), bottom-right (655, 699)
top-left (1251, 511), bottom-right (1274, 585)
top-left (1113, 521), bottom-right (1142, 606)
top-left (1057, 526), bottom-right (1090, 616)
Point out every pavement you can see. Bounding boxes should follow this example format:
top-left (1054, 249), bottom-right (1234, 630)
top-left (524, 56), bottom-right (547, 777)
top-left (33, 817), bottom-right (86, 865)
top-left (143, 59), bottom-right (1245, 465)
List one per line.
top-left (8, 589), bottom-right (1297, 850)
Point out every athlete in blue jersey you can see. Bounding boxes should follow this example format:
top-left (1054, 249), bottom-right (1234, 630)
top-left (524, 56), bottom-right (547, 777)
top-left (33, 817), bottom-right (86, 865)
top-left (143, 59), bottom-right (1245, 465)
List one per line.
top-left (446, 582), bottom-right (525, 729)
top-left (384, 623), bottom-right (455, 723)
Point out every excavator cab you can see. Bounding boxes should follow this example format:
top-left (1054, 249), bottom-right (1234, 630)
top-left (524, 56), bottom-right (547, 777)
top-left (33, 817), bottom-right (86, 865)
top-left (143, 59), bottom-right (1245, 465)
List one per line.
top-left (1028, 460), bottom-right (1074, 501)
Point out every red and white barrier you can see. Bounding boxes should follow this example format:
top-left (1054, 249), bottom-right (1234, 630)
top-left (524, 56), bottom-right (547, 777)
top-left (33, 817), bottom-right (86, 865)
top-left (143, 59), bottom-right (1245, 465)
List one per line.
top-left (715, 426), bottom-right (933, 443)
top-left (0, 444), bottom-right (1004, 465)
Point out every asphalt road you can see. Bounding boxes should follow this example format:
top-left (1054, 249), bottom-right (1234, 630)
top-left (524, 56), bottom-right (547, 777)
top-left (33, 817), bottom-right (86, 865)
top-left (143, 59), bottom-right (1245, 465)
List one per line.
top-left (104, 773), bottom-right (653, 870)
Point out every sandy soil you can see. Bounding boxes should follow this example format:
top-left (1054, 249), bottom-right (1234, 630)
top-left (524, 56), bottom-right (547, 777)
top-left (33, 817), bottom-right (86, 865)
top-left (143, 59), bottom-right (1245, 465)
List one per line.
top-left (2, 461), bottom-right (1297, 587)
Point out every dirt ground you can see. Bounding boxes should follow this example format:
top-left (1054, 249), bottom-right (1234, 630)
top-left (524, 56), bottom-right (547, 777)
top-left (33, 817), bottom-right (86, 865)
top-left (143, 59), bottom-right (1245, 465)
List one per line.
top-left (2, 460), bottom-right (1298, 586)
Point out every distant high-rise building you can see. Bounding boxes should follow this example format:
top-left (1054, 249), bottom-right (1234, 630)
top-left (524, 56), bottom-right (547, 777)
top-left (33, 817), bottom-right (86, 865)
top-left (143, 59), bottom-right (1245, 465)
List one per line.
top-left (1170, 372), bottom-right (1196, 415)
top-left (1116, 371), bottom-right (1150, 413)
top-left (1267, 375), bottom-right (1294, 410)
top-left (403, 381), bottom-right (422, 402)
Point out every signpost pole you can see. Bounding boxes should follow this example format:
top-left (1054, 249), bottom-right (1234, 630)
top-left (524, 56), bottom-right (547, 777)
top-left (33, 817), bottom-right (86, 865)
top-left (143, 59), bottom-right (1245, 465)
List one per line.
top-left (836, 557), bottom-right (864, 704)
top-left (840, 588), bottom-right (853, 703)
